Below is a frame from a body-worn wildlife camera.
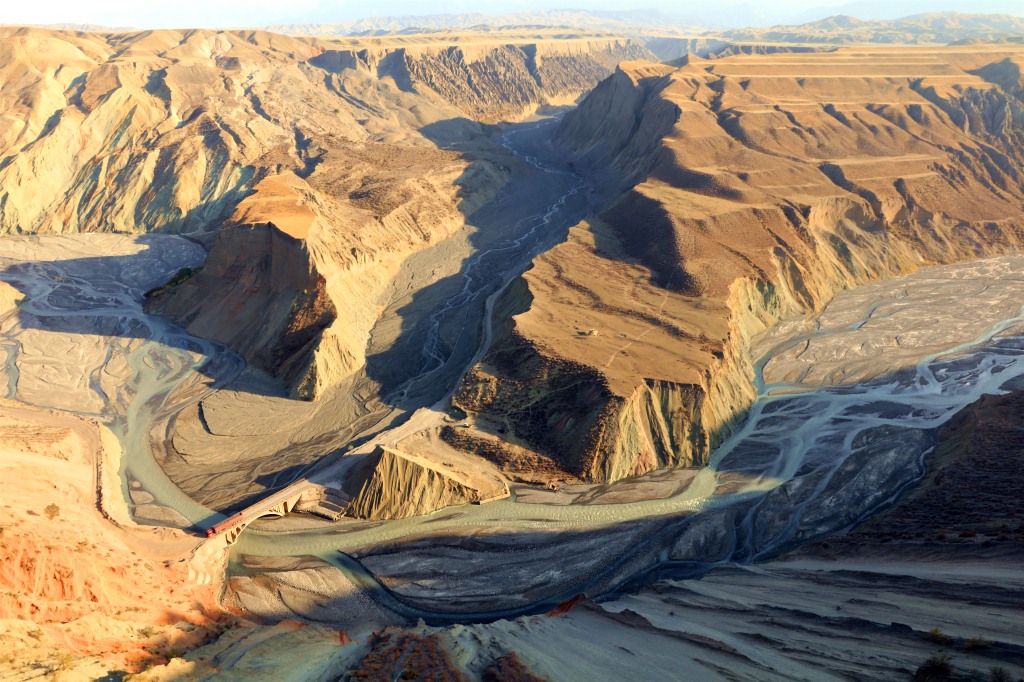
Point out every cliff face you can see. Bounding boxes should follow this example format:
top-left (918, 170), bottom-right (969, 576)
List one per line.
top-left (147, 174), bottom-right (336, 397)
top-left (453, 45), bottom-right (1024, 483)
top-left (345, 446), bottom-right (507, 520)
top-left (0, 27), bottom-right (650, 397)
top-left (312, 38), bottom-right (654, 123)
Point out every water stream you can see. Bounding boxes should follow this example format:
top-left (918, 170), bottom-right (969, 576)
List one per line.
top-left (3, 124), bottom-right (1024, 624)
top-left (235, 257), bottom-right (1024, 621)
top-left (0, 235), bottom-right (239, 526)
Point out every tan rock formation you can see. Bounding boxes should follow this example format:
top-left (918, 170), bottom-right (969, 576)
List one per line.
top-left (0, 27), bottom-right (648, 398)
top-left (0, 26), bottom-right (649, 236)
top-left (312, 37), bottom-right (653, 123)
top-left (149, 140), bottom-right (490, 397)
top-left (345, 445), bottom-right (507, 520)
top-left (0, 280), bottom-right (23, 317)
top-left (147, 174), bottom-right (336, 397)
top-left (454, 45), bottom-right (1024, 482)
top-left (0, 400), bottom-right (235, 677)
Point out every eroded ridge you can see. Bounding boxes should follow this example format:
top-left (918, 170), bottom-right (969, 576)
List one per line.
top-left (451, 45), bottom-right (1024, 485)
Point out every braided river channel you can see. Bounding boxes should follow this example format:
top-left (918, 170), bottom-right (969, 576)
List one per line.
top-left (3, 120), bottom-right (1024, 622)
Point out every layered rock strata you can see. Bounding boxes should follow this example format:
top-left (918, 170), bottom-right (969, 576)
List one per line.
top-left (147, 174), bottom-right (335, 397)
top-left (345, 446), bottom-right (507, 520)
top-left (311, 38), bottom-right (653, 123)
top-left (0, 27), bottom-right (650, 236)
top-left (0, 27), bottom-right (651, 397)
top-left (453, 46), bottom-right (1024, 482)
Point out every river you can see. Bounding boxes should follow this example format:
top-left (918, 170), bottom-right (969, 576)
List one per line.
top-left (3, 121), bottom-right (1024, 622)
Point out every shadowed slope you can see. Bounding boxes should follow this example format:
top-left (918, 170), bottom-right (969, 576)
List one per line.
top-left (452, 45), bottom-right (1024, 483)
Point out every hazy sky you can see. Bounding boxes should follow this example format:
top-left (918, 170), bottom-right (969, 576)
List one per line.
top-left (2, 0), bottom-right (1021, 29)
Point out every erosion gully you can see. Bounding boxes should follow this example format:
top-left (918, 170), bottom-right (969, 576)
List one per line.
top-left (2, 118), bottom-right (1023, 625)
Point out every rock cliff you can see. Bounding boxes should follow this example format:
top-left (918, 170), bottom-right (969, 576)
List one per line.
top-left (311, 38), bottom-right (653, 123)
top-left (453, 45), bottom-right (1024, 482)
top-left (345, 446), bottom-right (507, 520)
top-left (147, 174), bottom-right (336, 397)
top-left (0, 27), bottom-right (650, 236)
top-left (0, 27), bottom-right (651, 397)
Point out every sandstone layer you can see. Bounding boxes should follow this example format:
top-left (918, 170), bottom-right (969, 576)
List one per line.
top-left (345, 445), bottom-right (508, 520)
top-left (0, 400), bottom-right (237, 679)
top-left (0, 26), bottom-right (648, 398)
top-left (452, 45), bottom-right (1024, 483)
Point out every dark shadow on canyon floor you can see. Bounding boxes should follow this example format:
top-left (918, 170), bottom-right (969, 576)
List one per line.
top-left (360, 117), bottom-right (588, 410)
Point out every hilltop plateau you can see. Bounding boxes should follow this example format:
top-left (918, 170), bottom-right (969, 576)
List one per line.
top-left (3, 14), bottom-right (1024, 681)
top-left (450, 44), bottom-right (1024, 483)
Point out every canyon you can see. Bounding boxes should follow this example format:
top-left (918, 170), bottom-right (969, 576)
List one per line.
top-left (453, 45), bottom-right (1024, 485)
top-left (0, 14), bottom-right (1023, 682)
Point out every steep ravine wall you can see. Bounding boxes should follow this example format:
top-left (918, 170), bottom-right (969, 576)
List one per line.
top-left (146, 219), bottom-right (336, 399)
top-left (310, 39), bottom-right (655, 123)
top-left (0, 28), bottom-right (650, 237)
top-left (453, 49), bottom-right (1024, 483)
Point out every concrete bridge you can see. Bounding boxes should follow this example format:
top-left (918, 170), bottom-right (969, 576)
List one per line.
top-left (204, 479), bottom-right (349, 547)
top-left (188, 478), bottom-right (349, 584)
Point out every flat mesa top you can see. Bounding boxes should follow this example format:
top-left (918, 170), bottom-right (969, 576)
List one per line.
top-left (229, 174), bottom-right (316, 240)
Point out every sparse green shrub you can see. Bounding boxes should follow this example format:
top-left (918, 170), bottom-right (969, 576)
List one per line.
top-left (928, 628), bottom-right (952, 645)
top-left (989, 667), bottom-right (1011, 682)
top-left (914, 653), bottom-right (954, 681)
top-left (144, 266), bottom-right (201, 299)
top-left (965, 636), bottom-right (991, 651)
top-left (53, 651), bottom-right (74, 671)
top-left (44, 503), bottom-right (60, 520)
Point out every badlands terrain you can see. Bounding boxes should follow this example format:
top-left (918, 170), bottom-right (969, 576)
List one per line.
top-left (1, 13), bottom-right (1024, 682)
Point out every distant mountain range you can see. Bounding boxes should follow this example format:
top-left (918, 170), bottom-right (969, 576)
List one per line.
top-left (791, 0), bottom-right (1024, 23)
top-left (263, 9), bottom-right (705, 37)
top-left (10, 9), bottom-right (1024, 46)
top-left (262, 9), bottom-right (1024, 44)
top-left (720, 11), bottom-right (1024, 44)
top-left (0, 22), bottom-right (137, 32)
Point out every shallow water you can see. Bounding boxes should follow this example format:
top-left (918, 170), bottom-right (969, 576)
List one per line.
top-left (233, 254), bottom-right (1024, 619)
top-left (5, 149), bottom-right (1024, 622)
